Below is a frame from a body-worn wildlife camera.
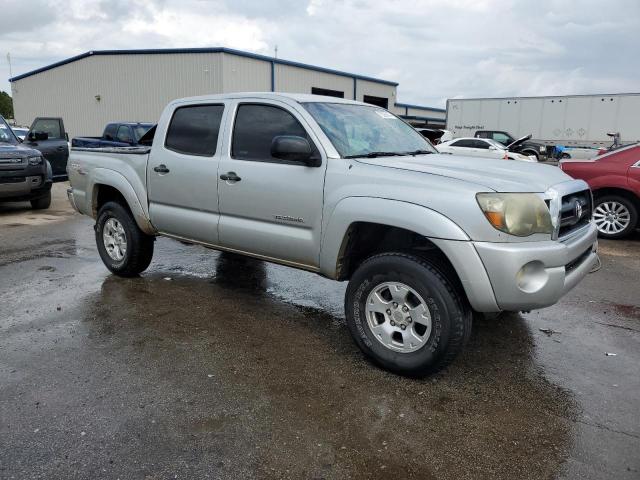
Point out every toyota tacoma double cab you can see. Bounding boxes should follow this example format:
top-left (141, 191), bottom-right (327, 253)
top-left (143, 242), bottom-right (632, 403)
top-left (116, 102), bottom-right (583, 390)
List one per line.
top-left (67, 93), bottom-right (598, 376)
top-left (0, 115), bottom-right (52, 209)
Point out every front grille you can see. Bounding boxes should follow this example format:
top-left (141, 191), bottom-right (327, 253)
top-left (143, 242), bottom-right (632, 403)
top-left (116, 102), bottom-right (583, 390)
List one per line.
top-left (0, 176), bottom-right (26, 184)
top-left (558, 189), bottom-right (592, 238)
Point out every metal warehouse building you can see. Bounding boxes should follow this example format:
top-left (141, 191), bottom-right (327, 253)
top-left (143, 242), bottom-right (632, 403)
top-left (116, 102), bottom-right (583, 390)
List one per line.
top-left (9, 47), bottom-right (445, 138)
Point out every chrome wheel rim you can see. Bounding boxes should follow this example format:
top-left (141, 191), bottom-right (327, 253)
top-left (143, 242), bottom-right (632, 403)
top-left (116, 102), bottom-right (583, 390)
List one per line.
top-left (103, 218), bottom-right (127, 261)
top-left (593, 201), bottom-right (631, 235)
top-left (365, 282), bottom-right (432, 353)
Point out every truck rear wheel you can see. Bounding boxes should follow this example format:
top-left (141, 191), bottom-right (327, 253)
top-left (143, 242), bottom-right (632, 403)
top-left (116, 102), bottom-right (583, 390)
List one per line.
top-left (345, 252), bottom-right (471, 377)
top-left (96, 201), bottom-right (154, 277)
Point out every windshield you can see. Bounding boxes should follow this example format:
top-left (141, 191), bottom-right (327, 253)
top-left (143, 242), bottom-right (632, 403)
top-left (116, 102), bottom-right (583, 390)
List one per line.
top-left (302, 102), bottom-right (436, 158)
top-left (133, 124), bottom-right (153, 141)
top-left (0, 117), bottom-right (19, 145)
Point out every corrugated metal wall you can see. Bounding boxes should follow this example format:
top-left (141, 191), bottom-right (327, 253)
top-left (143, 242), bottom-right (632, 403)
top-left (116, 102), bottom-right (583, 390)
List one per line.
top-left (275, 64), bottom-right (354, 98)
top-left (11, 51), bottom-right (402, 138)
top-left (12, 53), bottom-right (225, 137)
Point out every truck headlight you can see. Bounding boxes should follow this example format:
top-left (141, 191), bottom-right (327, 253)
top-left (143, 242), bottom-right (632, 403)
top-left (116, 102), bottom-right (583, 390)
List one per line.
top-left (539, 145), bottom-right (546, 152)
top-left (476, 193), bottom-right (553, 236)
top-left (28, 155), bottom-right (43, 165)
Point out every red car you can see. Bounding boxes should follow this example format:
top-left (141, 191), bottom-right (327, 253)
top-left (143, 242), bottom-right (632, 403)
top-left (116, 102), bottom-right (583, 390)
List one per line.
top-left (560, 144), bottom-right (640, 239)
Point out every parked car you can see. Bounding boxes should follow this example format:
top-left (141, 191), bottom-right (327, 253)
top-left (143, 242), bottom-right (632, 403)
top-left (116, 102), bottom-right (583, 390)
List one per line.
top-left (72, 122), bottom-right (154, 148)
top-left (437, 137), bottom-right (537, 162)
top-left (21, 117), bottom-right (69, 181)
top-left (474, 130), bottom-right (547, 160)
top-left (560, 144), bottom-right (640, 239)
top-left (0, 115), bottom-right (53, 209)
top-left (10, 126), bottom-right (29, 141)
top-left (67, 93), bottom-right (597, 376)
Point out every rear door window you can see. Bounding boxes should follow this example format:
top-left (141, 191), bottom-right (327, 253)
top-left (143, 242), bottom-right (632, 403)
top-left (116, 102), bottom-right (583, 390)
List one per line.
top-left (451, 139), bottom-right (476, 148)
top-left (165, 104), bottom-right (225, 156)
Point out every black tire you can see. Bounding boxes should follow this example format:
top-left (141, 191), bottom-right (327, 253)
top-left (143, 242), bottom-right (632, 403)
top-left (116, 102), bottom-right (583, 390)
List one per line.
top-left (30, 191), bottom-right (51, 210)
top-left (96, 201), bottom-right (154, 277)
top-left (345, 252), bottom-right (472, 377)
top-left (593, 195), bottom-right (638, 239)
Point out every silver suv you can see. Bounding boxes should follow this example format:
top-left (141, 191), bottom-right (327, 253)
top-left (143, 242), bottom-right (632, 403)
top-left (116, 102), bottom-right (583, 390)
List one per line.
top-left (67, 93), bottom-right (598, 376)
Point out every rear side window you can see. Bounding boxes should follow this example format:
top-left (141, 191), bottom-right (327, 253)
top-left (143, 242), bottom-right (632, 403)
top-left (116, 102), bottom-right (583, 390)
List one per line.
top-left (451, 139), bottom-right (476, 148)
top-left (103, 124), bottom-right (117, 140)
top-left (165, 105), bottom-right (224, 156)
top-left (232, 104), bottom-right (314, 162)
top-left (116, 125), bottom-right (133, 143)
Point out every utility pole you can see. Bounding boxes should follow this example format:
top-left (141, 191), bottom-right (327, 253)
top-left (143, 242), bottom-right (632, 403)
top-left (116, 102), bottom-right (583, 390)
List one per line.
top-left (6, 52), bottom-right (12, 79)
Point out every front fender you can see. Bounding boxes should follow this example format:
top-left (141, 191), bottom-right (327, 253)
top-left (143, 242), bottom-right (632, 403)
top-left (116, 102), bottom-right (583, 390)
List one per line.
top-left (319, 196), bottom-right (469, 278)
top-left (89, 168), bottom-right (155, 235)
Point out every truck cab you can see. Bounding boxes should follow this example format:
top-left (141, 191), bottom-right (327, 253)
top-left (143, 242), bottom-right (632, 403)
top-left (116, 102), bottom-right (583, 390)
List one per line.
top-left (67, 93), bottom-right (598, 377)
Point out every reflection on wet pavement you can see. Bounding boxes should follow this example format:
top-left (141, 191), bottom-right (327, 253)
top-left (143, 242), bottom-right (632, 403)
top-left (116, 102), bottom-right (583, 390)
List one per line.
top-left (0, 192), bottom-right (638, 479)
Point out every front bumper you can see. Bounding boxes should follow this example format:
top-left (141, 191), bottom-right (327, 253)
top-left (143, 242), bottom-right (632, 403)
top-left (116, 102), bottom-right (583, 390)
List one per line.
top-left (0, 175), bottom-right (51, 201)
top-left (473, 222), bottom-right (598, 311)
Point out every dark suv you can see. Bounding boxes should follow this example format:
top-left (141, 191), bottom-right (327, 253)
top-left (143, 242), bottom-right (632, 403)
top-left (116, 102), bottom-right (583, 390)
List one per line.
top-left (0, 115), bottom-right (53, 209)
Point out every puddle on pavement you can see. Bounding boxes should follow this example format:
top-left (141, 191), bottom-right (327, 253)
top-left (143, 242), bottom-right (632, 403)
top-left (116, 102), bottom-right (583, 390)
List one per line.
top-left (62, 250), bottom-right (577, 479)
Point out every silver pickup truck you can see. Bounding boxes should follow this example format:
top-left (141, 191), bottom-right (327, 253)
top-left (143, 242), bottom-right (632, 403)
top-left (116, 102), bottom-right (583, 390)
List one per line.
top-left (67, 93), bottom-right (598, 376)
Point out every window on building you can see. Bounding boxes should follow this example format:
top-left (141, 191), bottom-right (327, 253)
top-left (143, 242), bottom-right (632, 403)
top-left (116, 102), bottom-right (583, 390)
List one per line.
top-left (311, 87), bottom-right (345, 98)
top-left (232, 104), bottom-right (317, 163)
top-left (363, 95), bottom-right (389, 109)
top-left (165, 104), bottom-right (225, 156)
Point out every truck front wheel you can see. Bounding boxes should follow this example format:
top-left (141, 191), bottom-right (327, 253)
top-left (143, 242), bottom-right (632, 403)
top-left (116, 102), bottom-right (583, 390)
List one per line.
top-left (96, 201), bottom-right (154, 277)
top-left (345, 253), bottom-right (471, 377)
top-left (30, 191), bottom-right (51, 210)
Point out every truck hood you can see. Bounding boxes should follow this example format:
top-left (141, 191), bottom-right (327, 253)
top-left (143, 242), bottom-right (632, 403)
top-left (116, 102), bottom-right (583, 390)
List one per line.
top-left (357, 154), bottom-right (571, 192)
top-left (506, 134), bottom-right (532, 150)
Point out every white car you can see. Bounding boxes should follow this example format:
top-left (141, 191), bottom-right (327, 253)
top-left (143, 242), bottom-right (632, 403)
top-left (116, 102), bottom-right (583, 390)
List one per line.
top-left (437, 137), bottom-right (538, 162)
top-left (10, 126), bottom-right (29, 141)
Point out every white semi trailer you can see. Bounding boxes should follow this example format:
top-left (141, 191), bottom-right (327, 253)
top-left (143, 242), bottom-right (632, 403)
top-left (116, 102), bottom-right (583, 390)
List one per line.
top-left (446, 93), bottom-right (640, 151)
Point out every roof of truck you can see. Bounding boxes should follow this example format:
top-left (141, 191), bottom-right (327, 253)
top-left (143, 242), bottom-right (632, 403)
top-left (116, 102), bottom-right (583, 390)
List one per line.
top-left (169, 92), bottom-right (369, 106)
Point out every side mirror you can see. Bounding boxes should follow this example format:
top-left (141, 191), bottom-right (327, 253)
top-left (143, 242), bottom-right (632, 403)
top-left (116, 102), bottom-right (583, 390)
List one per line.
top-left (271, 135), bottom-right (320, 166)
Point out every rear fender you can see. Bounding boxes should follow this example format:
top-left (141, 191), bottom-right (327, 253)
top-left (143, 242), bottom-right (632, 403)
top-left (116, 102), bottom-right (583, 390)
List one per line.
top-left (90, 169), bottom-right (155, 235)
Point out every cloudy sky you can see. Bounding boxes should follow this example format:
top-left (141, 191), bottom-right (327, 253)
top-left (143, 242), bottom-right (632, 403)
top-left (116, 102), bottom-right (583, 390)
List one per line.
top-left (1, 0), bottom-right (638, 107)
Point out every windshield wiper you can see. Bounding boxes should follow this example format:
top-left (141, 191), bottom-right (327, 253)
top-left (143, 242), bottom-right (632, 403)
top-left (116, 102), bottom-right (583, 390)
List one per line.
top-left (403, 149), bottom-right (433, 156)
top-left (344, 151), bottom-right (405, 159)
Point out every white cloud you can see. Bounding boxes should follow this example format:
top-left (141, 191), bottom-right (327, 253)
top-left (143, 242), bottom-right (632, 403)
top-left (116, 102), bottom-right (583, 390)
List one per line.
top-left (1, 0), bottom-right (639, 108)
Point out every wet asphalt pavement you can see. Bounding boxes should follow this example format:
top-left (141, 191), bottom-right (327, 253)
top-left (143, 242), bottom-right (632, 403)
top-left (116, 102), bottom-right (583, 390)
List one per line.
top-left (0, 183), bottom-right (638, 479)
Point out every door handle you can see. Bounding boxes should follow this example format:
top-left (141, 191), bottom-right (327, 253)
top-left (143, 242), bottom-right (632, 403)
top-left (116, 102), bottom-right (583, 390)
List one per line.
top-left (56, 146), bottom-right (65, 151)
top-left (153, 164), bottom-right (170, 174)
top-left (220, 171), bottom-right (241, 182)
